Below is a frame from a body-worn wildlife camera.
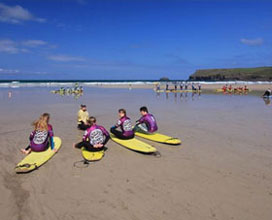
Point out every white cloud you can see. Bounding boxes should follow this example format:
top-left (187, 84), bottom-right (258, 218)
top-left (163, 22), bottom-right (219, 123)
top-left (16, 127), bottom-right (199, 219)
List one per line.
top-left (48, 55), bottom-right (86, 62)
top-left (240, 38), bottom-right (264, 46)
top-left (0, 39), bottom-right (20, 53)
top-left (22, 40), bottom-right (47, 47)
top-left (0, 68), bottom-right (19, 74)
top-left (0, 3), bottom-right (46, 24)
top-left (0, 39), bottom-right (52, 54)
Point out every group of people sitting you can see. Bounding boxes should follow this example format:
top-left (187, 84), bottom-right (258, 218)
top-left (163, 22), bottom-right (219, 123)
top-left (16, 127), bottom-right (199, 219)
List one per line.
top-left (221, 85), bottom-right (249, 92)
top-left (21, 105), bottom-right (158, 154)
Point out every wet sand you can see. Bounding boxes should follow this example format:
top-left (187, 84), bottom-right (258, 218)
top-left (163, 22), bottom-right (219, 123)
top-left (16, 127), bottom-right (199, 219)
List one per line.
top-left (96, 82), bottom-right (272, 92)
top-left (0, 87), bottom-right (272, 220)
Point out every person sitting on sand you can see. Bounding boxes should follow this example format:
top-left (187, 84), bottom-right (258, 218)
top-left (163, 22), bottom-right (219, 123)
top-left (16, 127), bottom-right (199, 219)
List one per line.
top-left (263, 88), bottom-right (271, 97)
top-left (74, 117), bottom-right (109, 151)
top-left (134, 106), bottom-right (158, 134)
top-left (110, 109), bottom-right (134, 140)
top-left (77, 104), bottom-right (90, 130)
top-left (244, 85), bottom-right (248, 91)
top-left (228, 84), bottom-right (232, 91)
top-left (21, 113), bottom-right (56, 155)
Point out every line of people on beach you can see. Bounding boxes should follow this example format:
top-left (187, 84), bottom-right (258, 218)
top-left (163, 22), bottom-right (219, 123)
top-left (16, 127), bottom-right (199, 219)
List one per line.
top-left (155, 82), bottom-right (201, 91)
top-left (220, 84), bottom-right (249, 93)
top-left (21, 105), bottom-right (158, 154)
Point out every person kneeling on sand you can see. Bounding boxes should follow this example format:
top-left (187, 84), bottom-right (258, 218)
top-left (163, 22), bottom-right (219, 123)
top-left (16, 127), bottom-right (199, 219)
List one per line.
top-left (21, 113), bottom-right (56, 155)
top-left (77, 104), bottom-right (90, 130)
top-left (263, 88), bottom-right (271, 97)
top-left (110, 109), bottom-right (134, 140)
top-left (134, 106), bottom-right (158, 134)
top-left (74, 117), bottom-right (109, 151)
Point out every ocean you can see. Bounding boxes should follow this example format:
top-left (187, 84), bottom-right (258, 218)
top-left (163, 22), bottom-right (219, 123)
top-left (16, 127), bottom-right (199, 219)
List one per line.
top-left (0, 80), bottom-right (272, 88)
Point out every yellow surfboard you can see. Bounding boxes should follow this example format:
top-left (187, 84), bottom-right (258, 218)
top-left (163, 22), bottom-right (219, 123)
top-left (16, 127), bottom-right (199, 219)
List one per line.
top-left (135, 132), bottom-right (181, 145)
top-left (110, 134), bottom-right (157, 153)
top-left (15, 137), bottom-right (62, 173)
top-left (81, 148), bottom-right (104, 161)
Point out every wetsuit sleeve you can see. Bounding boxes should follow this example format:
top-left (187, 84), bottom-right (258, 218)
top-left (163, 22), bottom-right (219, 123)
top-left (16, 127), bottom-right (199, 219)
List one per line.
top-left (116, 120), bottom-right (122, 127)
top-left (138, 116), bottom-right (145, 124)
top-left (82, 130), bottom-right (89, 141)
top-left (48, 125), bottom-right (54, 137)
top-left (101, 126), bottom-right (109, 137)
top-left (29, 131), bottom-right (35, 141)
top-left (104, 135), bottom-right (110, 146)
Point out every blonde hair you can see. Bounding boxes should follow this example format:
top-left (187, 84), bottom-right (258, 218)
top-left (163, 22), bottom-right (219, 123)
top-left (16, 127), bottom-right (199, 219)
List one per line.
top-left (32, 113), bottom-right (50, 131)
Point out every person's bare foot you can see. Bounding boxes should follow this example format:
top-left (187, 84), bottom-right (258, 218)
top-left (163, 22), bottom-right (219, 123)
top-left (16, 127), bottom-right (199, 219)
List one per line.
top-left (21, 149), bottom-right (31, 155)
top-left (73, 143), bottom-right (77, 148)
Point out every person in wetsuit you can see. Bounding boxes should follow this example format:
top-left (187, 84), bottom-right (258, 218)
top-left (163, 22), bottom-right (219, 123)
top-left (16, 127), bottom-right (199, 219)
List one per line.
top-left (110, 109), bottom-right (134, 140)
top-left (21, 113), bottom-right (56, 155)
top-left (134, 106), bottom-right (158, 134)
top-left (74, 117), bottom-right (109, 151)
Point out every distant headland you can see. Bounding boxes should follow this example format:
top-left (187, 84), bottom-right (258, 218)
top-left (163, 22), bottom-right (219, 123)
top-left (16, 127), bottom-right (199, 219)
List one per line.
top-left (189, 67), bottom-right (272, 81)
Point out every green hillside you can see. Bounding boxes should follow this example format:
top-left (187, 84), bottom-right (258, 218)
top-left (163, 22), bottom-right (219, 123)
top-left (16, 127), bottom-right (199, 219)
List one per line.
top-left (189, 67), bottom-right (272, 81)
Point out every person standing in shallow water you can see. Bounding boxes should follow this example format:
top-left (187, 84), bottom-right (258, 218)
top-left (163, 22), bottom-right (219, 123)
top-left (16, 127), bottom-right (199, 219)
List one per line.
top-left (77, 104), bottom-right (90, 130)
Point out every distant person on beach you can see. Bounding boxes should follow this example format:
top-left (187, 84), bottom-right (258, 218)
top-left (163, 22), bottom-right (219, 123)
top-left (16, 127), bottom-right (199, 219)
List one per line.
top-left (77, 104), bottom-right (90, 130)
top-left (134, 106), bottom-right (158, 134)
top-left (244, 85), bottom-right (248, 91)
top-left (180, 83), bottom-right (183, 90)
top-left (192, 83), bottom-right (196, 91)
top-left (110, 109), bottom-right (134, 140)
top-left (166, 83), bottom-right (169, 91)
top-left (228, 84), bottom-right (232, 91)
top-left (198, 83), bottom-right (201, 90)
top-left (21, 113), bottom-right (56, 155)
top-left (185, 83), bottom-right (188, 90)
top-left (74, 117), bottom-right (110, 151)
top-left (174, 83), bottom-right (177, 91)
top-left (8, 91), bottom-right (12, 98)
top-left (263, 88), bottom-right (271, 97)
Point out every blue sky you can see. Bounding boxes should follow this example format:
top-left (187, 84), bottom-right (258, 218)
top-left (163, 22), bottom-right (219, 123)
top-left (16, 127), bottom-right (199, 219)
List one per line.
top-left (0, 0), bottom-right (271, 80)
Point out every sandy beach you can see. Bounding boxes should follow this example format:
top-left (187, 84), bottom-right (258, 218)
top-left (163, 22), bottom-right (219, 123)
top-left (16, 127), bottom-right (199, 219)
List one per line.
top-left (0, 87), bottom-right (272, 220)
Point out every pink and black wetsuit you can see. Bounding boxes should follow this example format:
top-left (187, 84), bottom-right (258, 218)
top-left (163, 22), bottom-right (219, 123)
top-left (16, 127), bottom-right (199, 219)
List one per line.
top-left (75, 124), bottom-right (110, 151)
top-left (110, 116), bottom-right (134, 140)
top-left (137, 113), bottom-right (158, 133)
top-left (28, 124), bottom-right (54, 152)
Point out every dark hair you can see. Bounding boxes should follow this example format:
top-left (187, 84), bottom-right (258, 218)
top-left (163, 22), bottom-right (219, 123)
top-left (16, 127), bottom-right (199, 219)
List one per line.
top-left (81, 104), bottom-right (86, 108)
top-left (118, 109), bottom-right (126, 115)
top-left (87, 116), bottom-right (96, 125)
top-left (140, 106), bottom-right (148, 113)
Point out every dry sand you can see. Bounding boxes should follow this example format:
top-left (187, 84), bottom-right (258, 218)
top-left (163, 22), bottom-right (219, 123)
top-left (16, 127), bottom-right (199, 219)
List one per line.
top-left (0, 87), bottom-right (271, 220)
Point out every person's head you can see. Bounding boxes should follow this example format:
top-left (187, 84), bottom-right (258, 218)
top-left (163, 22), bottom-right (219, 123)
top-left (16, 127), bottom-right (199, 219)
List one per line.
top-left (32, 116), bottom-right (48, 131)
top-left (118, 109), bottom-right (126, 118)
top-left (80, 104), bottom-right (87, 111)
top-left (87, 116), bottom-right (96, 126)
top-left (42, 113), bottom-right (50, 123)
top-left (140, 106), bottom-right (148, 116)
